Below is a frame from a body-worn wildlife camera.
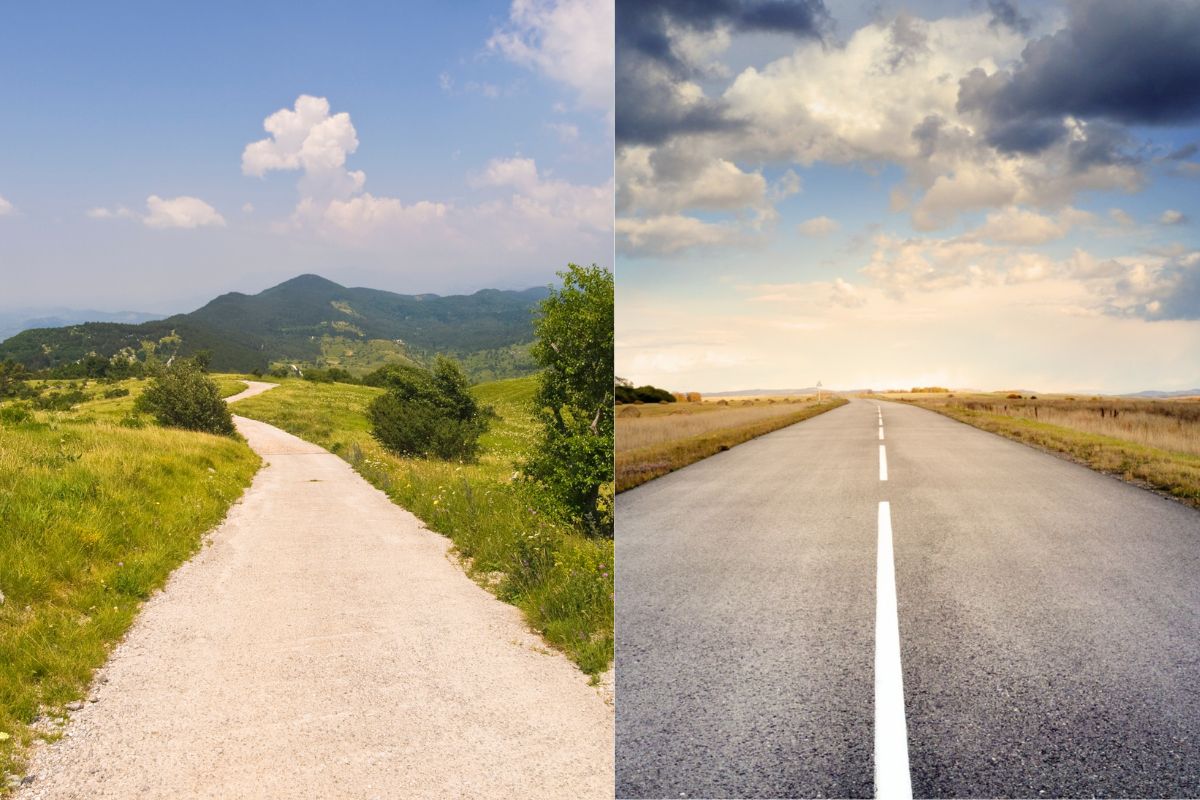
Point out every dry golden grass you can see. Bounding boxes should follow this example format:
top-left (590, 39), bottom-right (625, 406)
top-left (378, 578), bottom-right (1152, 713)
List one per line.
top-left (617, 397), bottom-right (820, 453)
top-left (616, 397), bottom-right (847, 491)
top-left (883, 391), bottom-right (1200, 507)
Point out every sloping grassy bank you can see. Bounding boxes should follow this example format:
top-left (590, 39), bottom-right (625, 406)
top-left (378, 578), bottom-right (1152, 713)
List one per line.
top-left (232, 376), bottom-right (614, 675)
top-left (885, 393), bottom-right (1200, 507)
top-left (616, 398), bottom-right (848, 492)
top-left (0, 403), bottom-right (259, 782)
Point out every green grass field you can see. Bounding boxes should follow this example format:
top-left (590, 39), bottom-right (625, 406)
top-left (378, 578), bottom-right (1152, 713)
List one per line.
top-left (0, 385), bottom-right (260, 782)
top-left (232, 374), bottom-right (614, 676)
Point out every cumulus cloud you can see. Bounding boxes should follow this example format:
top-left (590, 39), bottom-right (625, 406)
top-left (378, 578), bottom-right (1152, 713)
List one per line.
top-left (830, 277), bottom-right (866, 307)
top-left (0, 195), bottom-right (13, 216)
top-left (489, 0), bottom-right (614, 112)
top-left (618, 144), bottom-right (767, 216)
top-left (1109, 208), bottom-right (1135, 226)
top-left (1160, 209), bottom-right (1187, 225)
top-left (242, 95), bottom-right (366, 202)
top-left (798, 215), bottom-right (838, 236)
top-left (615, 0), bottom-right (827, 145)
top-left (958, 0), bottom-right (1200, 155)
top-left (857, 226), bottom-right (1200, 322)
top-left (240, 95), bottom-right (611, 266)
top-left (87, 196), bottom-right (225, 229)
top-left (617, 214), bottom-right (740, 256)
top-left (969, 205), bottom-right (1091, 245)
top-left (618, 5), bottom-right (1186, 250)
top-left (144, 196), bottom-right (226, 229)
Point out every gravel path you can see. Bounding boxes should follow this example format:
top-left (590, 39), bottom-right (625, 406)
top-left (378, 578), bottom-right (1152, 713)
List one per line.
top-left (19, 382), bottom-right (613, 799)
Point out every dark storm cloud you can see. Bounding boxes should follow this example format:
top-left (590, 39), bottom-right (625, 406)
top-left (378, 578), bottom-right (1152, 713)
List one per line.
top-left (959, 0), bottom-right (1200, 157)
top-left (986, 0), bottom-right (1031, 35)
top-left (1167, 143), bottom-right (1199, 161)
top-left (616, 0), bottom-right (828, 145)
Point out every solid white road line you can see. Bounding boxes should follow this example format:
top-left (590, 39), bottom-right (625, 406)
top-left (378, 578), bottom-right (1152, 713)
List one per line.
top-left (875, 501), bottom-right (913, 800)
top-left (879, 445), bottom-right (888, 481)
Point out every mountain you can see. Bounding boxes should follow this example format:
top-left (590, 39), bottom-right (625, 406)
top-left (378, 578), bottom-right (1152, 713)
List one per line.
top-left (0, 274), bottom-right (549, 377)
top-left (1124, 389), bottom-right (1200, 398)
top-left (0, 308), bottom-right (162, 342)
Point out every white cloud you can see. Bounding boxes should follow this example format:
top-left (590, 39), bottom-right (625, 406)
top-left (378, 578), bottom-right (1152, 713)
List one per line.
top-left (617, 214), bottom-right (740, 256)
top-left (143, 195), bottom-right (225, 229)
top-left (830, 277), bottom-right (866, 308)
top-left (0, 195), bottom-right (13, 216)
top-left (969, 206), bottom-right (1092, 245)
top-left (798, 215), bottom-right (838, 236)
top-left (619, 145), bottom-right (767, 215)
top-left (1109, 208), bottom-right (1135, 226)
top-left (546, 121), bottom-right (580, 142)
top-left (621, 12), bottom-right (1143, 243)
top-left (1161, 209), bottom-right (1187, 225)
top-left (242, 95), bottom-right (358, 178)
top-left (241, 96), bottom-right (611, 267)
top-left (87, 196), bottom-right (224, 229)
top-left (489, 0), bottom-right (614, 112)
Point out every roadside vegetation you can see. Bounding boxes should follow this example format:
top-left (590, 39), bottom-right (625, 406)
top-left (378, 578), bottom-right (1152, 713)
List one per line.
top-left (884, 391), bottom-right (1200, 507)
top-left (0, 381), bottom-right (259, 783)
top-left (616, 395), bottom-right (848, 491)
top-left (233, 264), bottom-right (616, 676)
top-left (233, 374), bottom-right (613, 675)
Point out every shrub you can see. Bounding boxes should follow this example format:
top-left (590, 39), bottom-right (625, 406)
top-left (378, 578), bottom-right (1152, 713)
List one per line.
top-left (134, 359), bottom-right (236, 436)
top-left (303, 367), bottom-right (356, 384)
top-left (366, 357), bottom-right (489, 461)
top-left (0, 403), bottom-right (32, 425)
top-left (32, 390), bottom-right (87, 410)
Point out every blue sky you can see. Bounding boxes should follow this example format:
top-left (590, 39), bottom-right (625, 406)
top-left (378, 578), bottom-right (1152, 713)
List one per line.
top-left (616, 0), bottom-right (1200, 393)
top-left (0, 0), bottom-right (613, 312)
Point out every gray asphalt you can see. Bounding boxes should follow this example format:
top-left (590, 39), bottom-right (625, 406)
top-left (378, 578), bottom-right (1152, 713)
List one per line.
top-left (616, 397), bottom-right (1200, 799)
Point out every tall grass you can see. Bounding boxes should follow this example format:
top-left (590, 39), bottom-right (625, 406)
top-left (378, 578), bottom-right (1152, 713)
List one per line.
top-left (617, 398), bottom-right (827, 453)
top-left (616, 398), bottom-right (848, 491)
top-left (232, 376), bottom-right (614, 675)
top-left (0, 399), bottom-right (259, 781)
top-left (888, 392), bottom-right (1200, 507)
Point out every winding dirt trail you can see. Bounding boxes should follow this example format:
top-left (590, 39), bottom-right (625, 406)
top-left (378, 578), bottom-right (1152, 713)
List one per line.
top-left (19, 382), bottom-right (613, 799)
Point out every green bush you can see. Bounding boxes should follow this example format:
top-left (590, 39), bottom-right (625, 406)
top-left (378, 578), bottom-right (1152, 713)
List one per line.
top-left (134, 359), bottom-right (236, 436)
top-left (366, 357), bottom-right (489, 461)
top-left (524, 264), bottom-right (614, 536)
top-left (0, 403), bottom-right (32, 425)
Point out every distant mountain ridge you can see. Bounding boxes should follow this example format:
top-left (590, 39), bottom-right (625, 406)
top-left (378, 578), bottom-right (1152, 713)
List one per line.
top-left (0, 308), bottom-right (162, 342)
top-left (0, 274), bottom-right (549, 376)
top-left (1124, 389), bottom-right (1200, 398)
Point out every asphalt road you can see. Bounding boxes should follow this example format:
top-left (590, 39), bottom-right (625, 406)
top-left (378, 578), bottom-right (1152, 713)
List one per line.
top-left (616, 397), bottom-right (1200, 798)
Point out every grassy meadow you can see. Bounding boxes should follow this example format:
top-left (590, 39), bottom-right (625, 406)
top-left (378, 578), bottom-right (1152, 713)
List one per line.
top-left (0, 381), bottom-right (260, 782)
top-left (616, 396), bottom-right (848, 492)
top-left (883, 391), bottom-right (1200, 507)
top-left (232, 375), bottom-right (614, 676)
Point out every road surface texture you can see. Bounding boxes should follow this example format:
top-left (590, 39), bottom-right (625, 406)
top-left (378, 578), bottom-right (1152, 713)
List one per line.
top-left (616, 397), bottom-right (1200, 799)
top-left (19, 382), bottom-right (613, 800)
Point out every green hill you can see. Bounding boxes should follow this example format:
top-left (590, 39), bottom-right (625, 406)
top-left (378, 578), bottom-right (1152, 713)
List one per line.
top-left (0, 275), bottom-right (548, 378)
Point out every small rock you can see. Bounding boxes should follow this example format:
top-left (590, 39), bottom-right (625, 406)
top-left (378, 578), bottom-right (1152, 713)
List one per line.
top-left (20, 774), bottom-right (35, 785)
top-left (65, 700), bottom-right (84, 711)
